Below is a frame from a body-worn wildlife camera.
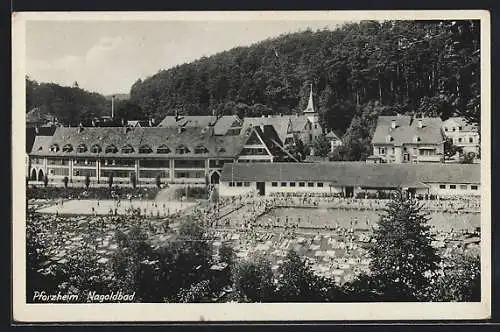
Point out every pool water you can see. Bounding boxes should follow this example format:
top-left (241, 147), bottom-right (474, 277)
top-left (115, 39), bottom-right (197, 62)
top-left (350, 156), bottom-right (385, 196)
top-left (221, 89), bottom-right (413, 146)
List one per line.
top-left (255, 207), bottom-right (480, 232)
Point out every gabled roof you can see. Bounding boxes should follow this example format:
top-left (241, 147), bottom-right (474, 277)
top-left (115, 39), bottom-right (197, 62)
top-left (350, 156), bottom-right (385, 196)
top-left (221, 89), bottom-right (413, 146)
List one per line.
top-left (371, 116), bottom-right (445, 145)
top-left (29, 127), bottom-right (246, 159)
top-left (326, 131), bottom-right (341, 140)
top-left (242, 115), bottom-right (310, 142)
top-left (221, 162), bottom-right (480, 186)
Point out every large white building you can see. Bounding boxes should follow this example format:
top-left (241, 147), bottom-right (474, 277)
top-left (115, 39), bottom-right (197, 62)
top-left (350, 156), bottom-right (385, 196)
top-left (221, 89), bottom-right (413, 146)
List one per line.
top-left (368, 115), bottom-right (446, 164)
top-left (442, 117), bottom-right (480, 157)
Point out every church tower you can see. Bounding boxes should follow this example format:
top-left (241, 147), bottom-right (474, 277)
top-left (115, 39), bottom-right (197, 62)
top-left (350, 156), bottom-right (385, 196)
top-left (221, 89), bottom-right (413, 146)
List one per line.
top-left (303, 84), bottom-right (322, 140)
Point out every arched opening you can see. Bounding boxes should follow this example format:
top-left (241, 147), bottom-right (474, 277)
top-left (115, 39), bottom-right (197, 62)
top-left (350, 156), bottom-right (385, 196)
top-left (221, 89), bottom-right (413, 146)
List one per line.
top-left (210, 171), bottom-right (220, 184)
top-left (38, 169), bottom-right (44, 182)
top-left (30, 168), bottom-right (37, 181)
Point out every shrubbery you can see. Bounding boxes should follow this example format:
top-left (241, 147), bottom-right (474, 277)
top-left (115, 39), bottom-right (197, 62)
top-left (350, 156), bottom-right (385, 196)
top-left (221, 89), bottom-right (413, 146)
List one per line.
top-left (173, 186), bottom-right (208, 200)
top-left (27, 186), bottom-right (160, 200)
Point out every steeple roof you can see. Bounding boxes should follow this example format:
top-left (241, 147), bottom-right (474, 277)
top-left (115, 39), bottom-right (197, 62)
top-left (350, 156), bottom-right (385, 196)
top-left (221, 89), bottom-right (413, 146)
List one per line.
top-left (304, 84), bottom-right (315, 114)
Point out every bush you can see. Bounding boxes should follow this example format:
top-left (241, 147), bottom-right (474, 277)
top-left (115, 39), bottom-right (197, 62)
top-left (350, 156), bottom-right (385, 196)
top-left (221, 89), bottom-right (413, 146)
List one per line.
top-left (130, 172), bottom-right (137, 189)
top-left (26, 187), bottom-right (160, 200)
top-left (174, 186), bottom-right (208, 200)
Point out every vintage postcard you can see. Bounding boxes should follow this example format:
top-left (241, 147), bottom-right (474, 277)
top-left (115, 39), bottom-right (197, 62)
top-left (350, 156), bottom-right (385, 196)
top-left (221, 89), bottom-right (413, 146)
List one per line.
top-left (12, 10), bottom-right (491, 322)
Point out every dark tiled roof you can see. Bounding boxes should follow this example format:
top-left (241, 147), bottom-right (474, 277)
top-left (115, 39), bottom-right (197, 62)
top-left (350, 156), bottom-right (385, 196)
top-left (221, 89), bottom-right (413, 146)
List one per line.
top-left (242, 115), bottom-right (310, 142)
top-left (372, 116), bottom-right (445, 145)
top-left (158, 115), bottom-right (242, 136)
top-left (221, 162), bottom-right (480, 186)
top-left (213, 115), bottom-right (242, 135)
top-left (30, 127), bottom-right (246, 159)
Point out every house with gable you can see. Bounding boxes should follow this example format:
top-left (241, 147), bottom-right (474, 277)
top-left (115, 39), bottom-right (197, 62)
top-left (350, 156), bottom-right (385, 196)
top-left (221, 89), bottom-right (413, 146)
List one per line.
top-left (368, 115), bottom-right (446, 164)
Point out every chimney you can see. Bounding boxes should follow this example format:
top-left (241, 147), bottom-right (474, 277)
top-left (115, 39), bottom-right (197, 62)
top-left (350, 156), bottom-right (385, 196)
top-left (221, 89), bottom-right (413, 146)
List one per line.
top-left (417, 119), bottom-right (423, 128)
top-left (111, 95), bottom-right (115, 118)
top-left (391, 120), bottom-right (396, 129)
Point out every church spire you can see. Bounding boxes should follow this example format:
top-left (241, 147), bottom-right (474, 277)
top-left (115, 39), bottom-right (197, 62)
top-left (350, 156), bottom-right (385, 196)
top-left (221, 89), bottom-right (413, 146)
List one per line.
top-left (304, 83), bottom-right (315, 113)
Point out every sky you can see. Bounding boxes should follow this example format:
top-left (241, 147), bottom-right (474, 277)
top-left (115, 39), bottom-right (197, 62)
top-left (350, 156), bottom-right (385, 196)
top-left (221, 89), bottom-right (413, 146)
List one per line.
top-left (26, 20), bottom-right (349, 95)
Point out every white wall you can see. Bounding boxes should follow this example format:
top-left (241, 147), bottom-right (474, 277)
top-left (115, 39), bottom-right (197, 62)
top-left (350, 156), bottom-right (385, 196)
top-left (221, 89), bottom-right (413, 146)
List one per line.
top-left (426, 182), bottom-right (480, 196)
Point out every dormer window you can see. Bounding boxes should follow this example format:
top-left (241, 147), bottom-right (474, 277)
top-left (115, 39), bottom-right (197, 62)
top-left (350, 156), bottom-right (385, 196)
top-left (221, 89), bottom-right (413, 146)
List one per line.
top-left (77, 144), bottom-right (87, 153)
top-left (50, 144), bottom-right (60, 152)
top-left (413, 136), bottom-right (422, 143)
top-left (91, 144), bottom-right (102, 153)
top-left (62, 144), bottom-right (73, 152)
top-left (157, 145), bottom-right (170, 154)
top-left (217, 147), bottom-right (226, 153)
top-left (105, 145), bottom-right (118, 153)
top-left (121, 144), bottom-right (134, 154)
top-left (139, 145), bottom-right (153, 154)
top-left (194, 145), bottom-right (209, 154)
top-left (176, 145), bottom-right (190, 155)
top-left (386, 135), bottom-right (394, 143)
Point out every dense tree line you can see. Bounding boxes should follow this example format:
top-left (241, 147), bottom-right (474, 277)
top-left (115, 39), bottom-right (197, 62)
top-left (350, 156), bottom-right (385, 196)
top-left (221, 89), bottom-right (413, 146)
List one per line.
top-left (26, 78), bottom-right (145, 126)
top-left (130, 20), bottom-right (480, 133)
top-left (26, 78), bottom-right (111, 125)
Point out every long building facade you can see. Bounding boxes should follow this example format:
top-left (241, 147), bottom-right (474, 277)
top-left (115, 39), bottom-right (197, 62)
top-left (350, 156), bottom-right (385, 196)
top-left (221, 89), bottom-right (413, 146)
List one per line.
top-left (27, 121), bottom-right (300, 185)
top-left (219, 162), bottom-right (480, 197)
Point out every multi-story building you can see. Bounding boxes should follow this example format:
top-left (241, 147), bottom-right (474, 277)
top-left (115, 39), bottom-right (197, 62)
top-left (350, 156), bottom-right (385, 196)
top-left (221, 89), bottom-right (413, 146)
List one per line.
top-left (27, 119), bottom-right (296, 185)
top-left (368, 115), bottom-right (446, 164)
top-left (442, 117), bottom-right (480, 157)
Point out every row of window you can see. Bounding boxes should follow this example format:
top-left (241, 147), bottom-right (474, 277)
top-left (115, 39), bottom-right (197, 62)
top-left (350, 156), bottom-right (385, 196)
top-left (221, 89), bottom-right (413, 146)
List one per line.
top-left (47, 143), bottom-right (219, 155)
top-left (36, 158), bottom-right (231, 168)
top-left (452, 137), bottom-right (475, 144)
top-left (438, 184), bottom-right (478, 190)
top-left (385, 135), bottom-right (422, 143)
top-left (227, 182), bottom-right (251, 187)
top-left (272, 181), bottom-right (324, 188)
top-left (444, 126), bottom-right (463, 132)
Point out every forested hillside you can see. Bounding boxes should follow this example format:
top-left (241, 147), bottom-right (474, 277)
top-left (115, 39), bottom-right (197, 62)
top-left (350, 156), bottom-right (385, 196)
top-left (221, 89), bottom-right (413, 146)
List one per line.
top-left (26, 20), bottom-right (480, 160)
top-left (26, 79), bottom-right (111, 125)
top-left (130, 20), bottom-right (480, 135)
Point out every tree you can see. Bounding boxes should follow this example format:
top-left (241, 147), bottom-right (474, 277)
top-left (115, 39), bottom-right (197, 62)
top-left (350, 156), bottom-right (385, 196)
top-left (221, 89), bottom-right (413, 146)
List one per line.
top-left (130, 172), bottom-right (137, 189)
top-left (275, 250), bottom-right (337, 302)
top-left (444, 137), bottom-right (463, 159)
top-left (429, 253), bottom-right (480, 302)
top-left (115, 100), bottom-right (145, 122)
top-left (155, 174), bottom-right (162, 189)
top-left (108, 174), bottom-right (114, 189)
top-left (43, 175), bottom-right (48, 188)
top-left (460, 151), bottom-right (475, 164)
top-left (232, 257), bottom-right (275, 302)
top-left (311, 134), bottom-right (330, 157)
top-left (368, 190), bottom-right (440, 301)
top-left (84, 175), bottom-right (90, 190)
top-left (62, 176), bottom-right (69, 189)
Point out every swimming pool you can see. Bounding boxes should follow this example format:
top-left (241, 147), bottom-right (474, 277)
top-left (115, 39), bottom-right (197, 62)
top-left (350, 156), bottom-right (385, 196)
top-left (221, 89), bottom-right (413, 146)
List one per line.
top-left (255, 207), bottom-right (480, 232)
